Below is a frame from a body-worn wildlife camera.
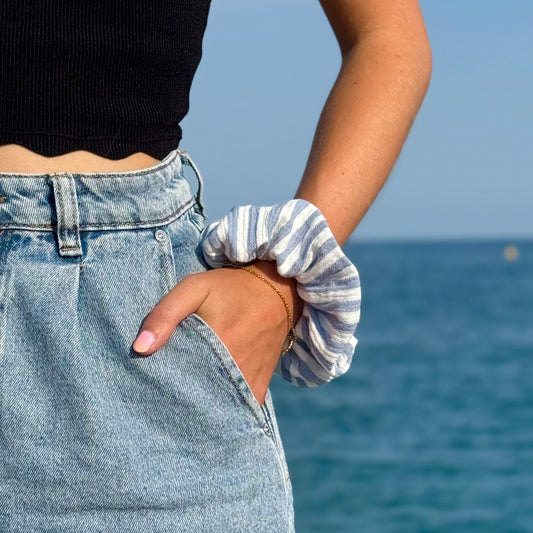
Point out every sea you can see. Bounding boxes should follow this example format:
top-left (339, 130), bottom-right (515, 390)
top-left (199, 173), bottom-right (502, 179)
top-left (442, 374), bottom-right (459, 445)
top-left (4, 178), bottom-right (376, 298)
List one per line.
top-left (269, 239), bottom-right (533, 533)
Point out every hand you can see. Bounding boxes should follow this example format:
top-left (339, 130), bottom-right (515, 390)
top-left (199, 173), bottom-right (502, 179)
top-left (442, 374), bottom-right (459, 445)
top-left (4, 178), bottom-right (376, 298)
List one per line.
top-left (132, 260), bottom-right (303, 405)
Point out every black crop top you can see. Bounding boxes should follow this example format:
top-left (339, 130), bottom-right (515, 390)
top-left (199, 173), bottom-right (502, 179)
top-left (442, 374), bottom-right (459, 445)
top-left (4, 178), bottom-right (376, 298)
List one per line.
top-left (0, 1), bottom-right (212, 160)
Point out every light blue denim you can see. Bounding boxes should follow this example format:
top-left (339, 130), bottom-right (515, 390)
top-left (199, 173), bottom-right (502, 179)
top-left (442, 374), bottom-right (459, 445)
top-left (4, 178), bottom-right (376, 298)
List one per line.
top-left (0, 148), bottom-right (294, 532)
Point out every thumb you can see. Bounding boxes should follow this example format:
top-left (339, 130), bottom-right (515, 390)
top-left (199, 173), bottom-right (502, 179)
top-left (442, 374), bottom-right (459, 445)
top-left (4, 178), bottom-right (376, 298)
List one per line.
top-left (132, 272), bottom-right (210, 356)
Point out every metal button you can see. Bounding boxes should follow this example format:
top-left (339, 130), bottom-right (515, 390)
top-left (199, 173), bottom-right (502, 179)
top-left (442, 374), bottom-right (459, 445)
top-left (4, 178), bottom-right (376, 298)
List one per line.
top-left (263, 424), bottom-right (272, 437)
top-left (154, 229), bottom-right (167, 242)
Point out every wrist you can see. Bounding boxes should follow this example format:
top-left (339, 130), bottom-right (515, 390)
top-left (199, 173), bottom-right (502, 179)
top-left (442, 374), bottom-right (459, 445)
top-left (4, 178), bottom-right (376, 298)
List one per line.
top-left (247, 259), bottom-right (304, 326)
top-left (199, 200), bottom-right (361, 387)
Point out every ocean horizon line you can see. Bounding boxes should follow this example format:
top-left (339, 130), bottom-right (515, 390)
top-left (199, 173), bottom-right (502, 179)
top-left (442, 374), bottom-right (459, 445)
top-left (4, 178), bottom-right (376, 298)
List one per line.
top-left (345, 235), bottom-right (533, 246)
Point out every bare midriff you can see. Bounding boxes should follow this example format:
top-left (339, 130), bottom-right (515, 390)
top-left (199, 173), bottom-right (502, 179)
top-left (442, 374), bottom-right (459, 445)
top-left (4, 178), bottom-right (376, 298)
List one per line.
top-left (0, 144), bottom-right (161, 174)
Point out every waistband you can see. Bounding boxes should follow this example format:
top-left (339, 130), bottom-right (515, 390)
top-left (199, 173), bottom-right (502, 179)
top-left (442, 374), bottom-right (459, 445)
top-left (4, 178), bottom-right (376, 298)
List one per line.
top-left (0, 147), bottom-right (205, 257)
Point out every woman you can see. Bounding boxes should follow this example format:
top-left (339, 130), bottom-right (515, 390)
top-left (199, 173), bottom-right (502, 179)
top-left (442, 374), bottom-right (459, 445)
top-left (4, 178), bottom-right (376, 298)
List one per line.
top-left (0, 0), bottom-right (431, 531)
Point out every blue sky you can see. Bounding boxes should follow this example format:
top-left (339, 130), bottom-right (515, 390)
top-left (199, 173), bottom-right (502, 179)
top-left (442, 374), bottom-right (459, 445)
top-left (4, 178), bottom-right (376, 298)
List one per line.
top-left (180, 1), bottom-right (532, 242)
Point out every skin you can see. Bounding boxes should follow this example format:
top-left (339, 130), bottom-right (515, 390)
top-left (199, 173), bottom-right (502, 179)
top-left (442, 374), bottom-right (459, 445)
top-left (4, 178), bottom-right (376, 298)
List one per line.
top-left (2, 0), bottom-right (432, 406)
top-left (132, 0), bottom-right (432, 405)
top-left (0, 144), bottom-right (159, 173)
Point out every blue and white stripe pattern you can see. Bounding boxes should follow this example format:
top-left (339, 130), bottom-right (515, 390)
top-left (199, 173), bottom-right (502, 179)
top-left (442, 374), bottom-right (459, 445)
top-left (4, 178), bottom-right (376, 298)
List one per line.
top-left (199, 199), bottom-right (361, 388)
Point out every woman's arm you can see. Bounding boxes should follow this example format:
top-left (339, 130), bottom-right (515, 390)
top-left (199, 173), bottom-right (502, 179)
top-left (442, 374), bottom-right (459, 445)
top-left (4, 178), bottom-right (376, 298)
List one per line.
top-left (297, 0), bottom-right (432, 245)
top-left (132, 0), bottom-right (432, 403)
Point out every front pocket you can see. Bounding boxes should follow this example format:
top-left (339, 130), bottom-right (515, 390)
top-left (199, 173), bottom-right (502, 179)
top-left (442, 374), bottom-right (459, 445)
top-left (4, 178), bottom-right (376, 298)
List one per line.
top-left (181, 313), bottom-right (270, 428)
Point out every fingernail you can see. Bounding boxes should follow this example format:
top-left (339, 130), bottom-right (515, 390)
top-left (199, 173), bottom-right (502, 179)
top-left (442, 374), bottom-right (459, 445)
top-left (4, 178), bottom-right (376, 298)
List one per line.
top-left (133, 330), bottom-right (156, 353)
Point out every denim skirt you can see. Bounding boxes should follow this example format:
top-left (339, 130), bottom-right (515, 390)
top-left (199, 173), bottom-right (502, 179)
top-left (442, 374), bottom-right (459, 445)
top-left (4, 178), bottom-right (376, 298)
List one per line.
top-left (0, 148), bottom-right (294, 532)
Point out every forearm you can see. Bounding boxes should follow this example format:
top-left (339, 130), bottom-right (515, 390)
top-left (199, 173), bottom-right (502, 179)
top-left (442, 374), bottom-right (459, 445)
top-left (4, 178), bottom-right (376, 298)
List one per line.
top-left (295, 24), bottom-right (432, 245)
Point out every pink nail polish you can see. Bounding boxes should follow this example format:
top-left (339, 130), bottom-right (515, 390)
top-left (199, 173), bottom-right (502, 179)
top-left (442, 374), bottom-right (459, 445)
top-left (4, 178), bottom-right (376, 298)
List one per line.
top-left (133, 330), bottom-right (156, 353)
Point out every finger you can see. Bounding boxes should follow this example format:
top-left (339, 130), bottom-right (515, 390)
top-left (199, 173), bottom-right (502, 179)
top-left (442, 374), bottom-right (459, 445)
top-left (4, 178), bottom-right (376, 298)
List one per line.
top-left (132, 272), bottom-right (210, 356)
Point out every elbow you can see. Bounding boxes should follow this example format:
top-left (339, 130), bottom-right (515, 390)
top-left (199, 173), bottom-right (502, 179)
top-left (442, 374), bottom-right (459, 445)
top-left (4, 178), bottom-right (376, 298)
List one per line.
top-left (341, 27), bottom-right (433, 92)
top-left (389, 26), bottom-right (433, 97)
top-left (387, 29), bottom-right (433, 103)
top-left (415, 33), bottom-right (433, 95)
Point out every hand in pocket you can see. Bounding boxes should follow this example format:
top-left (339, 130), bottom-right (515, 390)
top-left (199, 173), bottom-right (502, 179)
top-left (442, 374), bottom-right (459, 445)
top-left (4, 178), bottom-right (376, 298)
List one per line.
top-left (132, 260), bottom-right (302, 405)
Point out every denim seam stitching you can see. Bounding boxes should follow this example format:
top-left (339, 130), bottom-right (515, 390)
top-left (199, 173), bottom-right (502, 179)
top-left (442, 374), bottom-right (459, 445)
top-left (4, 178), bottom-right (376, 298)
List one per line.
top-left (184, 315), bottom-right (266, 429)
top-left (0, 198), bottom-right (195, 231)
top-left (187, 206), bottom-right (206, 234)
top-left (263, 428), bottom-right (293, 515)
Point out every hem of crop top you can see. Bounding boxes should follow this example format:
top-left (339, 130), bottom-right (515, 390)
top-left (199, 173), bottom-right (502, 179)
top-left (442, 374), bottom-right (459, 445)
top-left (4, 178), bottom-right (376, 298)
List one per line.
top-left (0, 132), bottom-right (182, 162)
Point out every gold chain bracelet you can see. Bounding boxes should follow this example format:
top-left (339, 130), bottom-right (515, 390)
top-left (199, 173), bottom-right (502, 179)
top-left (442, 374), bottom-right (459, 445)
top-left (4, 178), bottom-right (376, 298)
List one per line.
top-left (223, 262), bottom-right (297, 355)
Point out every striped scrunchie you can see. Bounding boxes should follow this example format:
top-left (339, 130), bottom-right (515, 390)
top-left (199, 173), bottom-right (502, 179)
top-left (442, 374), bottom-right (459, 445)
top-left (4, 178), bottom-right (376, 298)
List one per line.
top-left (199, 199), bottom-right (361, 388)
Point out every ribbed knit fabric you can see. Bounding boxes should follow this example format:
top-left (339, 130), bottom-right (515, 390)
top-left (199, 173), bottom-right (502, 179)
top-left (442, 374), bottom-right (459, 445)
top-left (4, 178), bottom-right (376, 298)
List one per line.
top-left (0, 1), bottom-right (211, 160)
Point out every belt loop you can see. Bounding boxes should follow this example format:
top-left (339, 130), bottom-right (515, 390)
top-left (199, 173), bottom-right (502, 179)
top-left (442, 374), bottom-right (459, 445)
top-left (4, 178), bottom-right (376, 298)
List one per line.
top-left (177, 149), bottom-right (205, 217)
top-left (46, 172), bottom-right (83, 257)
